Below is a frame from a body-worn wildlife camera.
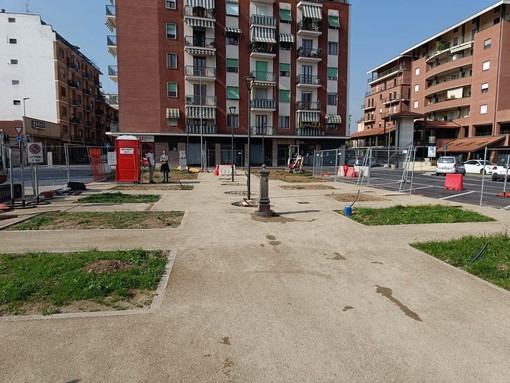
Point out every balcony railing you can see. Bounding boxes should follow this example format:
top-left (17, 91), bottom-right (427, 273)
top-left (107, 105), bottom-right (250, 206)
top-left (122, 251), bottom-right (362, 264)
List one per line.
top-left (106, 4), bottom-right (115, 16)
top-left (108, 65), bottom-right (118, 76)
top-left (184, 6), bottom-right (216, 18)
top-left (70, 117), bottom-right (81, 124)
top-left (68, 62), bottom-right (80, 70)
top-left (185, 125), bottom-right (217, 134)
top-left (296, 101), bottom-right (321, 110)
top-left (184, 66), bottom-right (216, 78)
top-left (71, 99), bottom-right (81, 106)
top-left (68, 80), bottom-right (80, 88)
top-left (250, 14), bottom-right (276, 27)
top-left (296, 74), bottom-right (321, 85)
top-left (249, 43), bottom-right (277, 55)
top-left (184, 35), bottom-right (215, 48)
top-left (251, 99), bottom-right (276, 109)
top-left (297, 47), bottom-right (322, 59)
top-left (252, 71), bottom-right (276, 82)
top-left (297, 21), bottom-right (322, 33)
top-left (296, 128), bottom-right (324, 136)
top-left (185, 95), bottom-right (217, 106)
top-left (251, 126), bottom-right (274, 136)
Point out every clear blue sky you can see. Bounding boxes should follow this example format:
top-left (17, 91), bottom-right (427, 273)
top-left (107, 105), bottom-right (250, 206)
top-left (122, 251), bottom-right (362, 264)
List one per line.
top-left (2, 0), bottom-right (499, 132)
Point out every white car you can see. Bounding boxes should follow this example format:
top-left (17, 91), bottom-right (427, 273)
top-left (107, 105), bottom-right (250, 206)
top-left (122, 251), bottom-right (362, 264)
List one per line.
top-left (463, 159), bottom-right (496, 174)
top-left (435, 156), bottom-right (466, 176)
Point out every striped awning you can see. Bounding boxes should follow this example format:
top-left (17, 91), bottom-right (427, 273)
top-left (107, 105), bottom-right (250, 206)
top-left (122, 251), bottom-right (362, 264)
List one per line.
top-left (186, 48), bottom-right (215, 56)
top-left (278, 33), bottom-right (294, 43)
top-left (185, 18), bottom-right (215, 28)
top-left (301, 5), bottom-right (322, 20)
top-left (251, 26), bottom-right (276, 43)
top-left (299, 111), bottom-right (320, 123)
top-left (326, 114), bottom-right (342, 124)
top-left (166, 108), bottom-right (180, 119)
top-left (186, 106), bottom-right (216, 119)
top-left (225, 27), bottom-right (242, 35)
top-left (186, 0), bottom-right (215, 9)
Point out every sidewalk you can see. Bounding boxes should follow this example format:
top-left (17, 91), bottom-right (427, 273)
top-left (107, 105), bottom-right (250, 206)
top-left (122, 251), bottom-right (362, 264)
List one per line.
top-left (1, 171), bottom-right (509, 382)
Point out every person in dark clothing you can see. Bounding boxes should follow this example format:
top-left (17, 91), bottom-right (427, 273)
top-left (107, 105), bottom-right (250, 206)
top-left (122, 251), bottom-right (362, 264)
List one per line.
top-left (160, 149), bottom-right (170, 183)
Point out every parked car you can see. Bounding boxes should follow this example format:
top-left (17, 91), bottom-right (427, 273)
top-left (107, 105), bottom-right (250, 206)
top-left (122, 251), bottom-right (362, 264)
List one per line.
top-left (491, 160), bottom-right (510, 181)
top-left (353, 156), bottom-right (377, 167)
top-left (435, 156), bottom-right (466, 176)
top-left (463, 159), bottom-right (496, 174)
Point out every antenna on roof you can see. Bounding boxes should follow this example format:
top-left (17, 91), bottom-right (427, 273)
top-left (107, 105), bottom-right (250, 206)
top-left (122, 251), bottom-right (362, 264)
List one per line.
top-left (25, 0), bottom-right (30, 13)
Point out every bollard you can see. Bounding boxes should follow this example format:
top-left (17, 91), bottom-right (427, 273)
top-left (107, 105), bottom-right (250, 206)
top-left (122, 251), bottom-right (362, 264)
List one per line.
top-left (256, 165), bottom-right (274, 216)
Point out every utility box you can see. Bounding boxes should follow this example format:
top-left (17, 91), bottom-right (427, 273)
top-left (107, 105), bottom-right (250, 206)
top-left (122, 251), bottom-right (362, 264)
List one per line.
top-left (115, 135), bottom-right (141, 183)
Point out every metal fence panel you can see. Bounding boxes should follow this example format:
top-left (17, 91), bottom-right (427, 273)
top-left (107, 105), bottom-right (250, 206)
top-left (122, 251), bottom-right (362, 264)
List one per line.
top-left (481, 147), bottom-right (510, 208)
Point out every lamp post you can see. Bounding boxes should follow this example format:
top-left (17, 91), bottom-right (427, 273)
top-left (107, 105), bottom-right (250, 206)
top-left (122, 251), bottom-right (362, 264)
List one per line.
top-left (261, 122), bottom-right (266, 166)
top-left (199, 67), bottom-right (204, 171)
top-left (244, 75), bottom-right (255, 200)
top-left (21, 97), bottom-right (29, 207)
top-left (229, 106), bottom-right (236, 182)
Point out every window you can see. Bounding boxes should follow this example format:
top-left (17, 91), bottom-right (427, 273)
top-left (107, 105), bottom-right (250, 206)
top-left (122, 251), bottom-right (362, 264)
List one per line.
top-left (227, 113), bottom-right (239, 128)
top-left (280, 9), bottom-right (291, 23)
top-left (11, 80), bottom-right (19, 85)
top-left (326, 124), bottom-right (337, 130)
top-left (482, 61), bottom-right (490, 71)
top-left (61, 106), bottom-right (68, 117)
top-left (10, 59), bottom-right (18, 65)
top-left (226, 58), bottom-right (239, 73)
top-left (13, 100), bottom-right (21, 106)
top-left (415, 68), bottom-right (420, 76)
top-left (413, 101), bottom-right (419, 109)
top-left (481, 83), bottom-right (489, 93)
top-left (279, 116), bottom-right (290, 129)
top-left (168, 118), bottom-right (178, 126)
top-left (327, 42), bottom-right (338, 55)
top-left (58, 48), bottom-right (65, 59)
top-left (279, 90), bottom-right (290, 103)
top-left (226, 34), bottom-right (239, 45)
top-left (166, 23), bottom-right (177, 39)
top-left (167, 82), bottom-right (177, 97)
top-left (166, 0), bottom-right (176, 9)
top-left (414, 84), bottom-right (419, 92)
top-left (453, 37), bottom-right (458, 46)
top-left (61, 86), bottom-right (67, 97)
top-left (279, 63), bottom-right (290, 77)
top-left (8, 17), bottom-right (15, 23)
top-left (166, 53), bottom-right (177, 68)
top-left (226, 87), bottom-right (239, 99)
top-left (9, 38), bottom-right (17, 44)
top-left (226, 2), bottom-right (239, 16)
top-left (328, 15), bottom-right (340, 29)
top-left (480, 104), bottom-right (488, 114)
top-left (327, 67), bottom-right (338, 80)
top-left (484, 38), bottom-right (492, 49)
top-left (327, 93), bottom-right (337, 105)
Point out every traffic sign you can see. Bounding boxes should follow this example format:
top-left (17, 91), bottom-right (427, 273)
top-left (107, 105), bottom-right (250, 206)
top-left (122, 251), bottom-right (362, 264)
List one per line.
top-left (27, 142), bottom-right (44, 164)
top-left (16, 135), bottom-right (22, 143)
top-left (15, 127), bottom-right (22, 134)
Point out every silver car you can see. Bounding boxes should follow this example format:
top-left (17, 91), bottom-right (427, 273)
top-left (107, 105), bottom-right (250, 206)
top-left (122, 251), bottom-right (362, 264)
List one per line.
top-left (435, 156), bottom-right (466, 176)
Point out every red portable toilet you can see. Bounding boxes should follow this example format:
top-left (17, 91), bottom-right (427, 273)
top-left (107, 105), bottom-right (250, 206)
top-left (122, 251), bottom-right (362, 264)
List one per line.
top-left (115, 135), bottom-right (141, 183)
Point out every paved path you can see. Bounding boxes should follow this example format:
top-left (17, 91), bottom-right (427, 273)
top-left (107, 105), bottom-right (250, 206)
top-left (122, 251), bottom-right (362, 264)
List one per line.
top-left (1, 172), bottom-right (509, 382)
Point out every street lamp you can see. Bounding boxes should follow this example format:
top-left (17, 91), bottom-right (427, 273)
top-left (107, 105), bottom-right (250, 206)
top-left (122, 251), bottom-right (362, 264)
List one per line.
top-left (229, 106), bottom-right (236, 182)
top-left (244, 74), bottom-right (255, 200)
top-left (21, 97), bottom-right (29, 207)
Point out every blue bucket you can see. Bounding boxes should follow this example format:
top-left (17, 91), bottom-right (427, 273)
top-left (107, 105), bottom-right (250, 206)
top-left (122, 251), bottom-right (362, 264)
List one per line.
top-left (344, 206), bottom-right (352, 216)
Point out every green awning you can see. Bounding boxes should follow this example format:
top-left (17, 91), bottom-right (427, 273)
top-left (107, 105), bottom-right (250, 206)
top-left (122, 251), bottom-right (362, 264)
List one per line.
top-left (226, 58), bottom-right (238, 68)
top-left (327, 67), bottom-right (338, 79)
top-left (226, 87), bottom-right (239, 99)
top-left (328, 15), bottom-right (340, 28)
top-left (279, 9), bottom-right (292, 22)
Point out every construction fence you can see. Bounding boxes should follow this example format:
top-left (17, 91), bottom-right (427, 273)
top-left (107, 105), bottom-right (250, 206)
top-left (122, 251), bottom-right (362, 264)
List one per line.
top-left (480, 146), bottom-right (510, 208)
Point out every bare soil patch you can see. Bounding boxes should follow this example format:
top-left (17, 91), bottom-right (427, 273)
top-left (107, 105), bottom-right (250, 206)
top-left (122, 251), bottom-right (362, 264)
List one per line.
top-left (113, 184), bottom-right (193, 191)
top-left (255, 169), bottom-right (327, 183)
top-left (84, 259), bottom-right (132, 274)
top-left (327, 192), bottom-right (387, 202)
top-left (279, 184), bottom-right (334, 190)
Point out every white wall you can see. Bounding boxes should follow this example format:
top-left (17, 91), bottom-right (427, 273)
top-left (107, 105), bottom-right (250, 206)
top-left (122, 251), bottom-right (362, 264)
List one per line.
top-left (0, 13), bottom-right (58, 122)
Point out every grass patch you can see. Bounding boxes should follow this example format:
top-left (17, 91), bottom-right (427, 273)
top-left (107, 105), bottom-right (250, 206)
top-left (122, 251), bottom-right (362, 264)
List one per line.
top-left (77, 192), bottom-right (161, 204)
top-left (412, 233), bottom-right (510, 291)
top-left (0, 249), bottom-right (168, 315)
top-left (142, 168), bottom-right (198, 183)
top-left (7, 211), bottom-right (184, 230)
top-left (343, 204), bottom-right (494, 225)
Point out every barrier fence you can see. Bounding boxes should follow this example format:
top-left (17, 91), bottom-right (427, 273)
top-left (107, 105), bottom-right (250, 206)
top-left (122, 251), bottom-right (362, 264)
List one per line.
top-left (481, 147), bottom-right (510, 208)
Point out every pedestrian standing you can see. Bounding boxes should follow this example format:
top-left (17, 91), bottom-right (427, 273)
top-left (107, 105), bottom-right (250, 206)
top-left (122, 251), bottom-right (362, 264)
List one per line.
top-left (160, 149), bottom-right (170, 183)
top-left (145, 149), bottom-right (155, 183)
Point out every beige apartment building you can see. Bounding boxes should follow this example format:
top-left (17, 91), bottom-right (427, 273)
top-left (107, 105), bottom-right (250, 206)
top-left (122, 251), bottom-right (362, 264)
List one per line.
top-left (353, 0), bottom-right (510, 159)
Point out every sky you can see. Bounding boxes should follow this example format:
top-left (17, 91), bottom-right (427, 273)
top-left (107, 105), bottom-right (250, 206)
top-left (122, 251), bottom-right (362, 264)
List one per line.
top-left (1, 0), bottom-right (500, 132)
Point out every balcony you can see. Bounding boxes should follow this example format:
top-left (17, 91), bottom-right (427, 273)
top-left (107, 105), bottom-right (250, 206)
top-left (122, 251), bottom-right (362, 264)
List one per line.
top-left (250, 98), bottom-right (276, 110)
top-left (250, 14), bottom-right (277, 27)
top-left (296, 74), bottom-right (321, 87)
top-left (296, 101), bottom-right (321, 111)
top-left (362, 103), bottom-right (376, 111)
top-left (84, 120), bottom-right (93, 128)
top-left (184, 66), bottom-right (216, 81)
top-left (184, 6), bottom-right (216, 19)
top-left (71, 135), bottom-right (83, 143)
top-left (68, 80), bottom-right (80, 88)
top-left (108, 65), bottom-right (118, 83)
top-left (185, 95), bottom-right (217, 106)
top-left (251, 126), bottom-right (274, 136)
top-left (249, 42), bottom-right (277, 57)
top-left (70, 116), bottom-right (81, 124)
top-left (106, 4), bottom-right (116, 32)
top-left (297, 47), bottom-right (322, 62)
top-left (68, 62), bottom-right (80, 71)
top-left (71, 99), bottom-right (81, 106)
top-left (382, 94), bottom-right (409, 105)
top-left (82, 87), bottom-right (93, 95)
top-left (296, 128), bottom-right (324, 136)
top-left (184, 35), bottom-right (215, 49)
top-left (185, 124), bottom-right (217, 134)
top-left (107, 35), bottom-right (117, 57)
top-left (297, 20), bottom-right (322, 35)
top-left (252, 71), bottom-right (276, 85)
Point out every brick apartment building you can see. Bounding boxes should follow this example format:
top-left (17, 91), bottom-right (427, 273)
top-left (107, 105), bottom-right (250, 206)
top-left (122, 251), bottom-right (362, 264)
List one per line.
top-left (353, 0), bottom-right (510, 160)
top-left (106, 0), bottom-right (350, 167)
top-left (0, 11), bottom-right (117, 148)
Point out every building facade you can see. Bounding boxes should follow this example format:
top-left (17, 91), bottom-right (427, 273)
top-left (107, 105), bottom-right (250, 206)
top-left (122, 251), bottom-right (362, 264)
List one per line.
top-left (354, 1), bottom-right (510, 159)
top-left (0, 11), bottom-right (117, 147)
top-left (106, 0), bottom-right (350, 166)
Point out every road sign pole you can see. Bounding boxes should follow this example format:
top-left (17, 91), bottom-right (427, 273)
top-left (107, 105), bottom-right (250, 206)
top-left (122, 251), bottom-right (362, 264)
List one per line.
top-left (19, 139), bottom-right (26, 207)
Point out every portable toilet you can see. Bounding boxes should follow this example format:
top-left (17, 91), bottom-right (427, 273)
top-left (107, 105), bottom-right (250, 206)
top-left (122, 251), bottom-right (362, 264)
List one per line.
top-left (115, 135), bottom-right (141, 183)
